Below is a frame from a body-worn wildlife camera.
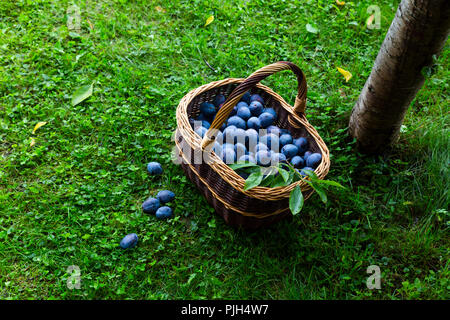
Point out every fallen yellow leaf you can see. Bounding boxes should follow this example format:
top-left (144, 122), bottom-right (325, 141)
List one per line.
top-left (30, 138), bottom-right (35, 147)
top-left (32, 121), bottom-right (47, 134)
top-left (336, 0), bottom-right (345, 5)
top-left (155, 6), bottom-right (165, 13)
top-left (337, 67), bottom-right (352, 82)
top-left (204, 15), bottom-right (214, 27)
top-left (87, 18), bottom-right (94, 30)
top-left (366, 14), bottom-right (375, 27)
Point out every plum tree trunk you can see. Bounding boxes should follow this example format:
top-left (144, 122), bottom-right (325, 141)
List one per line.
top-left (349, 0), bottom-right (450, 154)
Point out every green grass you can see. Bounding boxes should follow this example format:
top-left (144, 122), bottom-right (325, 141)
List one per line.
top-left (0, 0), bottom-right (448, 299)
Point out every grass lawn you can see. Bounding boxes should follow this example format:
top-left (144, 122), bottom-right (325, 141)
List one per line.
top-left (0, 0), bottom-right (448, 299)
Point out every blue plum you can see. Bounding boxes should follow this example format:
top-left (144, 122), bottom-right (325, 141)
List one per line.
top-left (233, 128), bottom-right (247, 144)
top-left (250, 94), bottom-right (264, 105)
top-left (142, 197), bottom-right (160, 214)
top-left (120, 233), bottom-right (138, 249)
top-left (245, 128), bottom-right (259, 147)
top-left (299, 167), bottom-right (315, 177)
top-left (281, 144), bottom-right (299, 159)
top-left (200, 102), bottom-right (216, 118)
top-left (147, 162), bottom-right (163, 175)
top-left (234, 143), bottom-right (247, 158)
top-left (255, 143), bottom-right (269, 153)
top-left (221, 148), bottom-right (236, 164)
top-left (156, 190), bottom-right (175, 204)
top-left (196, 113), bottom-right (208, 121)
top-left (247, 117), bottom-right (261, 130)
top-left (222, 143), bottom-right (235, 151)
top-left (230, 106), bottom-right (238, 116)
top-left (263, 108), bottom-right (277, 119)
top-left (236, 101), bottom-right (249, 109)
top-left (248, 101), bottom-right (264, 116)
top-left (201, 120), bottom-right (211, 129)
top-left (266, 125), bottom-right (281, 136)
top-left (227, 116), bottom-right (246, 130)
top-left (241, 91), bottom-right (251, 104)
top-left (293, 137), bottom-right (308, 155)
top-left (194, 126), bottom-right (207, 138)
top-left (260, 133), bottom-right (280, 150)
top-left (290, 155), bottom-right (305, 168)
top-left (279, 133), bottom-right (293, 146)
top-left (155, 206), bottom-right (173, 219)
top-left (258, 112), bottom-right (275, 128)
top-left (306, 153), bottom-right (322, 168)
top-left (238, 154), bottom-right (256, 163)
top-left (192, 120), bottom-right (210, 130)
top-left (237, 106), bottom-right (252, 120)
top-left (303, 151), bottom-right (312, 160)
top-left (271, 152), bottom-right (287, 164)
top-left (223, 126), bottom-right (236, 143)
top-left (256, 150), bottom-right (272, 166)
top-left (213, 94), bottom-right (226, 108)
top-left (213, 142), bottom-right (222, 154)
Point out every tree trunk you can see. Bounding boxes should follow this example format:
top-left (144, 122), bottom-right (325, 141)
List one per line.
top-left (348, 0), bottom-right (450, 154)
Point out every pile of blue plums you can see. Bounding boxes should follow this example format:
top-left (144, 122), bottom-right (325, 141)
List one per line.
top-left (143, 162), bottom-right (176, 219)
top-left (190, 92), bottom-right (322, 176)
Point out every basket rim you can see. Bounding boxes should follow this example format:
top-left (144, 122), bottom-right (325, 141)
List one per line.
top-left (175, 77), bottom-right (330, 201)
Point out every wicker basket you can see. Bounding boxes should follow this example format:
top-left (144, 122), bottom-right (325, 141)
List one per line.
top-left (175, 61), bottom-right (330, 230)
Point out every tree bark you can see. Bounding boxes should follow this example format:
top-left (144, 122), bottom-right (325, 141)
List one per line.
top-left (348, 0), bottom-right (450, 154)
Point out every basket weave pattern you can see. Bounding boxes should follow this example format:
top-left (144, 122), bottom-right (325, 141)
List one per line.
top-left (175, 62), bottom-right (330, 230)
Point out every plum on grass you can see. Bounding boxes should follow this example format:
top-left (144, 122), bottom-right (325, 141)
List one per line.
top-left (157, 190), bottom-right (175, 204)
top-left (120, 233), bottom-right (138, 249)
top-left (147, 162), bottom-right (163, 175)
top-left (156, 206), bottom-right (173, 219)
top-left (142, 197), bottom-right (160, 214)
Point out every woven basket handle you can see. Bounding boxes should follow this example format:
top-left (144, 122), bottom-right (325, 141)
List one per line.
top-left (201, 61), bottom-right (307, 149)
